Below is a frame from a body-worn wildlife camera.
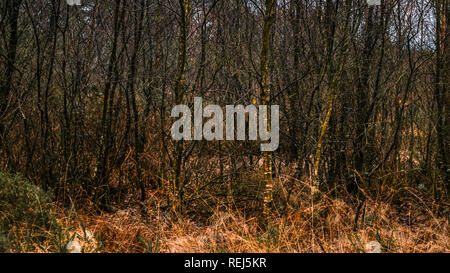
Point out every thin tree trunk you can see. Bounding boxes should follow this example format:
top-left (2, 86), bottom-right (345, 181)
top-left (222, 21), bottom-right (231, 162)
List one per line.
top-left (0, 0), bottom-right (22, 162)
top-left (261, 0), bottom-right (276, 219)
top-left (171, 0), bottom-right (191, 216)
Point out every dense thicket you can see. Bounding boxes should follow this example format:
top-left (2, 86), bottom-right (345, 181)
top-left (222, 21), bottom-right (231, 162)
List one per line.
top-left (0, 0), bottom-right (448, 216)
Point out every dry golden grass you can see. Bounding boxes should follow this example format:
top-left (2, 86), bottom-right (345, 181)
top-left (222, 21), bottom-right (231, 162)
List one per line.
top-left (44, 184), bottom-right (448, 253)
top-left (8, 165), bottom-right (447, 253)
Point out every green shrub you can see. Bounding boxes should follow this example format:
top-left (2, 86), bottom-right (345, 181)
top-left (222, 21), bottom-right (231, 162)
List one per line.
top-left (0, 172), bottom-right (57, 252)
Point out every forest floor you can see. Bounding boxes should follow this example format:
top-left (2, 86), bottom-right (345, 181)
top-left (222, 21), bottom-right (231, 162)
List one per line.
top-left (43, 179), bottom-right (449, 253)
top-left (1, 170), bottom-right (448, 253)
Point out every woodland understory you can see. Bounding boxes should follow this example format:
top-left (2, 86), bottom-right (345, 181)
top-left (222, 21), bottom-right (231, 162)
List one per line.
top-left (0, 0), bottom-right (448, 252)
